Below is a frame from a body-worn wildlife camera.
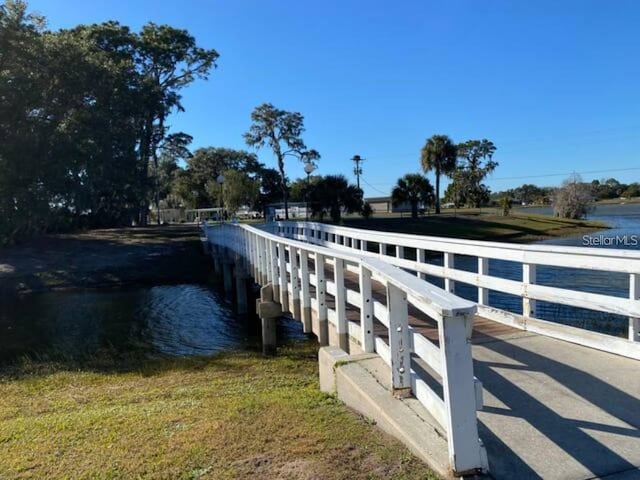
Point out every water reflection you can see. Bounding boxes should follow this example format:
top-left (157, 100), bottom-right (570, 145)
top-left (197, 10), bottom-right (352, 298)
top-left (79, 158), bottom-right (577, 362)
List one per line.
top-left (0, 284), bottom-right (305, 363)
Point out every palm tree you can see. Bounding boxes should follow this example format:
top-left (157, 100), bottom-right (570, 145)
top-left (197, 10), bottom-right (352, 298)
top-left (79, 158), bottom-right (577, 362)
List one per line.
top-left (391, 174), bottom-right (434, 218)
top-left (420, 135), bottom-right (457, 214)
top-left (308, 175), bottom-right (362, 222)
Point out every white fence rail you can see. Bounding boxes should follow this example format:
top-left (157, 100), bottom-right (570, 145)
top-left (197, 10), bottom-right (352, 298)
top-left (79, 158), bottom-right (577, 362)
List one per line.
top-left (274, 221), bottom-right (640, 360)
top-left (204, 222), bottom-right (487, 475)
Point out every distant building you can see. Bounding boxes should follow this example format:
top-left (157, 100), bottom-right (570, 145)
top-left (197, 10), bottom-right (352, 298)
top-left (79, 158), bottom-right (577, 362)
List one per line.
top-left (265, 202), bottom-right (311, 221)
top-left (366, 196), bottom-right (392, 213)
top-left (364, 196), bottom-right (420, 214)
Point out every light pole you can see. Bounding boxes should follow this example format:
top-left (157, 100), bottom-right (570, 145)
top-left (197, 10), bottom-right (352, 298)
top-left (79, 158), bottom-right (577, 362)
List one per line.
top-left (304, 162), bottom-right (317, 221)
top-left (351, 154), bottom-right (364, 191)
top-left (216, 174), bottom-right (224, 222)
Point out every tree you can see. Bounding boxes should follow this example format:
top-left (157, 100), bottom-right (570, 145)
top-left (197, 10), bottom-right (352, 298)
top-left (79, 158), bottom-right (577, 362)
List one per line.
top-left (0, 3), bottom-right (218, 244)
top-left (244, 103), bottom-right (320, 220)
top-left (420, 135), bottom-right (457, 214)
top-left (553, 174), bottom-right (594, 219)
top-left (0, 1), bottom-right (48, 242)
top-left (391, 174), bottom-right (434, 219)
top-left (307, 175), bottom-right (362, 222)
top-left (361, 202), bottom-right (373, 219)
top-left (135, 24), bottom-right (218, 224)
top-left (171, 147), bottom-right (261, 208)
top-left (289, 175), bottom-right (321, 203)
top-left (500, 195), bottom-right (511, 216)
top-left (255, 167), bottom-right (285, 216)
top-left (622, 183), bottom-right (640, 199)
top-left (456, 139), bottom-right (498, 208)
top-left (219, 169), bottom-right (259, 216)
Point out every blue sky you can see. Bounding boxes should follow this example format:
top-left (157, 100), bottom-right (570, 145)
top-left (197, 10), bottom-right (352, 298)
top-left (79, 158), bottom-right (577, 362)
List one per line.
top-left (29, 0), bottom-right (640, 197)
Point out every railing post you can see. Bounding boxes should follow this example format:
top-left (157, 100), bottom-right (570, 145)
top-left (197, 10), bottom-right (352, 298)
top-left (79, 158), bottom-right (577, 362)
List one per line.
top-left (417, 249), bottom-right (426, 280)
top-left (387, 283), bottom-right (411, 397)
top-left (523, 263), bottom-right (537, 320)
top-left (396, 245), bottom-right (404, 259)
top-left (278, 243), bottom-right (288, 310)
top-left (630, 273), bottom-right (639, 342)
top-left (379, 242), bottom-right (386, 256)
top-left (444, 252), bottom-right (455, 293)
top-left (360, 240), bottom-right (368, 252)
top-left (478, 257), bottom-right (489, 306)
top-left (333, 258), bottom-right (349, 352)
top-left (359, 265), bottom-right (374, 353)
top-left (299, 250), bottom-right (312, 333)
top-left (247, 233), bottom-right (255, 278)
top-left (255, 236), bottom-right (263, 283)
top-left (269, 240), bottom-right (279, 301)
top-left (439, 311), bottom-right (486, 475)
top-left (290, 246), bottom-right (301, 319)
top-left (315, 254), bottom-right (329, 345)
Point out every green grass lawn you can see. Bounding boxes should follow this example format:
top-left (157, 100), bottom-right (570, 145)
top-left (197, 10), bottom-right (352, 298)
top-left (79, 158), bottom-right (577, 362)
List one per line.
top-left (342, 211), bottom-right (608, 243)
top-left (0, 343), bottom-right (437, 480)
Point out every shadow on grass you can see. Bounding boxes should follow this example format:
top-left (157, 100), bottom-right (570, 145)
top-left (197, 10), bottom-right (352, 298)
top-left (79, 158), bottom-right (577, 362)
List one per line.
top-left (0, 225), bottom-right (212, 295)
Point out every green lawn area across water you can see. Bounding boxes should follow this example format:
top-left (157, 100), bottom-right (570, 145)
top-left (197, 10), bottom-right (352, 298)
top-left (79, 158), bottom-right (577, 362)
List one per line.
top-left (342, 211), bottom-right (608, 243)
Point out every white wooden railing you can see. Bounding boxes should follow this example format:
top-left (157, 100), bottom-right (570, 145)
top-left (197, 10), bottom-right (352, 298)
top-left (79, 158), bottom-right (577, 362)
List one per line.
top-left (274, 221), bottom-right (640, 360)
top-left (204, 222), bottom-right (487, 475)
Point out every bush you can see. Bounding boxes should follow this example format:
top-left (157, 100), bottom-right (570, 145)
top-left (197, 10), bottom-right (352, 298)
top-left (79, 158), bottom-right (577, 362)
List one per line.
top-left (500, 195), bottom-right (511, 216)
top-left (361, 202), bottom-right (373, 219)
top-left (553, 174), bottom-right (594, 219)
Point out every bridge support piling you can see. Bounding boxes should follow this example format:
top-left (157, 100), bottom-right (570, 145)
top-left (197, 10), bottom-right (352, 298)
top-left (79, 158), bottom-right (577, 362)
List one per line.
top-left (222, 249), bottom-right (234, 300)
top-left (257, 283), bottom-right (281, 356)
top-left (234, 255), bottom-right (248, 315)
top-left (211, 245), bottom-right (221, 274)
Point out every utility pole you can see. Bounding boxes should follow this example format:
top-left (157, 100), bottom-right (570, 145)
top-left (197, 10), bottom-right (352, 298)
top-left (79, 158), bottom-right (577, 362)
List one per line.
top-left (351, 154), bottom-right (364, 190)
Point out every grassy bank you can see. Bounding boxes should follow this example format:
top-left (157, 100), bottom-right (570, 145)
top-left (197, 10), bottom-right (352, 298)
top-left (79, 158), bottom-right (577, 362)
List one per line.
top-left (0, 342), bottom-right (436, 480)
top-left (343, 211), bottom-right (608, 243)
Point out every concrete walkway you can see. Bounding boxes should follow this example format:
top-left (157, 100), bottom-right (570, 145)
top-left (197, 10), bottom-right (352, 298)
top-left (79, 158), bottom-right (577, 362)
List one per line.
top-left (474, 330), bottom-right (640, 480)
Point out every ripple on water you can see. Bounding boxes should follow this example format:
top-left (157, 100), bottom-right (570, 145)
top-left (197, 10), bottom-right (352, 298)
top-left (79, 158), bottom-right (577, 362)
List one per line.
top-left (0, 284), bottom-right (306, 363)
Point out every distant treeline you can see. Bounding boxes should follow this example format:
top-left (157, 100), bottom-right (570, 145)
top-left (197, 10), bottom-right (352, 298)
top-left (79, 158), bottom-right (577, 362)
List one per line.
top-left (490, 178), bottom-right (640, 206)
top-left (0, 1), bottom-right (217, 244)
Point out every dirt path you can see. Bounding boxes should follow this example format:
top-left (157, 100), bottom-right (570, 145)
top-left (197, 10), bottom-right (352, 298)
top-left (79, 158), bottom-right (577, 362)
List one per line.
top-left (0, 226), bottom-right (211, 295)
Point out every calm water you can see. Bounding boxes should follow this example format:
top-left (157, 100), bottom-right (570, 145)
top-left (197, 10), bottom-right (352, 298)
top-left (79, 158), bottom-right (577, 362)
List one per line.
top-left (0, 284), bottom-right (305, 364)
top-left (424, 203), bottom-right (640, 337)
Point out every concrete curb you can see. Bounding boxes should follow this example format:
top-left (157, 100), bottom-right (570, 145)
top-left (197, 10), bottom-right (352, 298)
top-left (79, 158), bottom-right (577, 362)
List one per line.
top-left (318, 346), bottom-right (457, 479)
